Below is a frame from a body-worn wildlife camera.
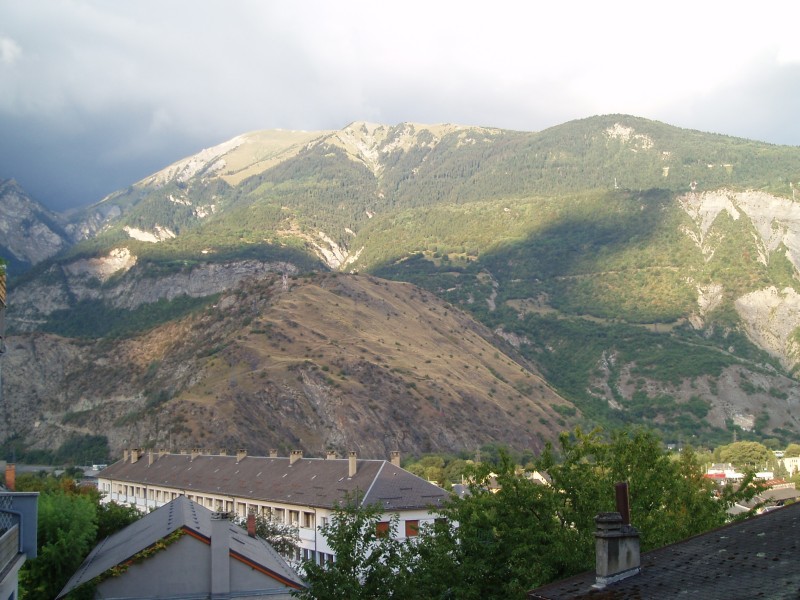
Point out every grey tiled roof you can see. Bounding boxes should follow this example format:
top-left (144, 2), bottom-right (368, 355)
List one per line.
top-left (99, 453), bottom-right (449, 510)
top-left (57, 496), bottom-right (303, 598)
top-left (529, 501), bottom-right (800, 599)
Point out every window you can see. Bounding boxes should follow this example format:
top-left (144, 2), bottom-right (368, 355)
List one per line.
top-left (321, 516), bottom-right (328, 527)
top-left (302, 512), bottom-right (314, 529)
top-left (274, 508), bottom-right (285, 523)
top-left (289, 510), bottom-right (300, 526)
top-left (376, 521), bottom-right (390, 538)
top-left (405, 520), bottom-right (419, 537)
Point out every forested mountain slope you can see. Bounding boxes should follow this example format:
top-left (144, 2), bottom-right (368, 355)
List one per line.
top-left (4, 114), bottom-right (800, 456)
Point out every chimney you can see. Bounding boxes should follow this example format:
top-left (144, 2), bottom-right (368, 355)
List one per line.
top-left (290, 450), bottom-right (303, 465)
top-left (348, 451), bottom-right (357, 477)
top-left (236, 449), bottom-right (247, 463)
top-left (148, 451), bottom-right (154, 466)
top-left (123, 449), bottom-right (129, 463)
top-left (191, 448), bottom-right (201, 461)
top-left (593, 512), bottom-right (640, 589)
top-left (269, 449), bottom-right (278, 458)
top-left (131, 449), bottom-right (141, 464)
top-left (159, 448), bottom-right (168, 457)
top-left (247, 511), bottom-right (256, 538)
top-left (4, 463), bottom-right (15, 491)
top-left (326, 450), bottom-right (337, 460)
top-left (210, 512), bottom-right (231, 597)
top-left (219, 449), bottom-right (227, 456)
top-left (390, 451), bottom-right (401, 467)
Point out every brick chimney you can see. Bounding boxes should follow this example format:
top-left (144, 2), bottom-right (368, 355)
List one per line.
top-left (290, 450), bottom-right (303, 465)
top-left (148, 450), bottom-right (155, 466)
top-left (4, 463), bottom-right (15, 491)
top-left (390, 451), bottom-right (401, 467)
top-left (236, 449), bottom-right (247, 463)
top-left (593, 483), bottom-right (640, 589)
top-left (348, 451), bottom-right (357, 477)
top-left (326, 450), bottom-right (337, 460)
top-left (191, 448), bottom-right (201, 461)
top-left (247, 511), bottom-right (256, 538)
top-left (123, 449), bottom-right (129, 463)
top-left (219, 448), bottom-right (227, 456)
top-left (159, 448), bottom-right (168, 457)
top-left (269, 449), bottom-right (278, 458)
top-left (131, 448), bottom-right (142, 464)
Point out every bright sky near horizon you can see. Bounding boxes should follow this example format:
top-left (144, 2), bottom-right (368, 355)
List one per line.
top-left (1, 0), bottom-right (799, 211)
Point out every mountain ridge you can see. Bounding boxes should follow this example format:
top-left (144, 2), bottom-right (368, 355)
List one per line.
top-left (3, 114), bottom-right (800, 460)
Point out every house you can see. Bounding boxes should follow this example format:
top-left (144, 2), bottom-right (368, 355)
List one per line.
top-left (782, 456), bottom-right (800, 476)
top-left (97, 449), bottom-right (450, 565)
top-left (0, 486), bottom-right (39, 600)
top-left (528, 500), bottom-right (800, 599)
top-left (57, 496), bottom-right (305, 599)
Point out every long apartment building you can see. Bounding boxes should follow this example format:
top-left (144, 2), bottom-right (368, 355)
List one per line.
top-left (98, 449), bottom-right (450, 565)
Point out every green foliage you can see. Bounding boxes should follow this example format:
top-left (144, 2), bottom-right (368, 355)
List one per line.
top-left (0, 434), bottom-right (109, 465)
top-left (784, 443), bottom-right (800, 458)
top-left (718, 441), bottom-right (771, 469)
top-left (40, 294), bottom-right (217, 338)
top-left (96, 501), bottom-right (142, 541)
top-left (236, 514), bottom-right (299, 557)
top-left (295, 495), bottom-right (408, 600)
top-left (21, 492), bottom-right (98, 600)
top-left (18, 476), bottom-right (142, 600)
top-left (299, 428), bottom-right (756, 600)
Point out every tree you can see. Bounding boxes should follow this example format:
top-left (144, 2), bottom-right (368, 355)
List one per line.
top-left (718, 441), bottom-right (770, 469)
top-left (17, 475), bottom-right (142, 600)
top-left (20, 492), bottom-right (98, 600)
top-left (411, 427), bottom-right (761, 599)
top-left (235, 513), bottom-right (299, 557)
top-left (784, 443), bottom-right (800, 458)
top-left (294, 494), bottom-right (409, 600)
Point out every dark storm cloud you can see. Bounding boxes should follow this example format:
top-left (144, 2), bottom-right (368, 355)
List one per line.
top-left (1, 1), bottom-right (799, 212)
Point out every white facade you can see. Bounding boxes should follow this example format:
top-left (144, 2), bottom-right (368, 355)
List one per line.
top-left (97, 451), bottom-right (448, 565)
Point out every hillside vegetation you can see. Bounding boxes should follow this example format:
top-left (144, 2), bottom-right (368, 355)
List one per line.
top-left (4, 114), bottom-right (800, 454)
top-left (2, 274), bottom-right (572, 458)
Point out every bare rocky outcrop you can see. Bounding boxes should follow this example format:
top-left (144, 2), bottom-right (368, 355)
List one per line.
top-left (7, 258), bottom-right (300, 331)
top-left (0, 179), bottom-right (73, 265)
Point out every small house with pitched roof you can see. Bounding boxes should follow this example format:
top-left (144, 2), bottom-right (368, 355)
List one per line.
top-left (57, 496), bottom-right (304, 599)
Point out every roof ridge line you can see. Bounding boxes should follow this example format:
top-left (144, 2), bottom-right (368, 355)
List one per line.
top-left (361, 460), bottom-right (386, 506)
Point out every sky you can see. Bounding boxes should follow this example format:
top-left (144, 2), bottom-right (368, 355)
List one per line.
top-left (2, 1), bottom-right (800, 212)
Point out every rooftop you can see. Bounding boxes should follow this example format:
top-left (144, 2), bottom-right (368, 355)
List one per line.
top-left (529, 501), bottom-right (800, 599)
top-left (99, 451), bottom-right (449, 511)
top-left (58, 496), bottom-right (304, 598)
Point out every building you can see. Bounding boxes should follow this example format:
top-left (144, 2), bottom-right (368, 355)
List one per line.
top-left (97, 449), bottom-right (450, 565)
top-left (57, 496), bottom-right (304, 599)
top-left (528, 500), bottom-right (800, 599)
top-left (781, 455), bottom-right (800, 476)
top-left (0, 489), bottom-right (39, 600)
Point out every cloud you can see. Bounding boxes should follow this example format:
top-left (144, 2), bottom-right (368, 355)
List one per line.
top-left (0, 36), bottom-right (22, 65)
top-left (2, 0), bottom-right (800, 211)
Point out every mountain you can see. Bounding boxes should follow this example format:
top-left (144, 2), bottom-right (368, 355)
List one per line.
top-left (1, 273), bottom-right (569, 459)
top-left (0, 179), bottom-right (74, 272)
top-left (4, 114), bottom-right (800, 460)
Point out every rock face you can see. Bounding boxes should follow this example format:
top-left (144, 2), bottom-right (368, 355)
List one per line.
top-left (0, 179), bottom-right (73, 266)
top-left (679, 189), bottom-right (800, 369)
top-left (7, 255), bottom-right (300, 331)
